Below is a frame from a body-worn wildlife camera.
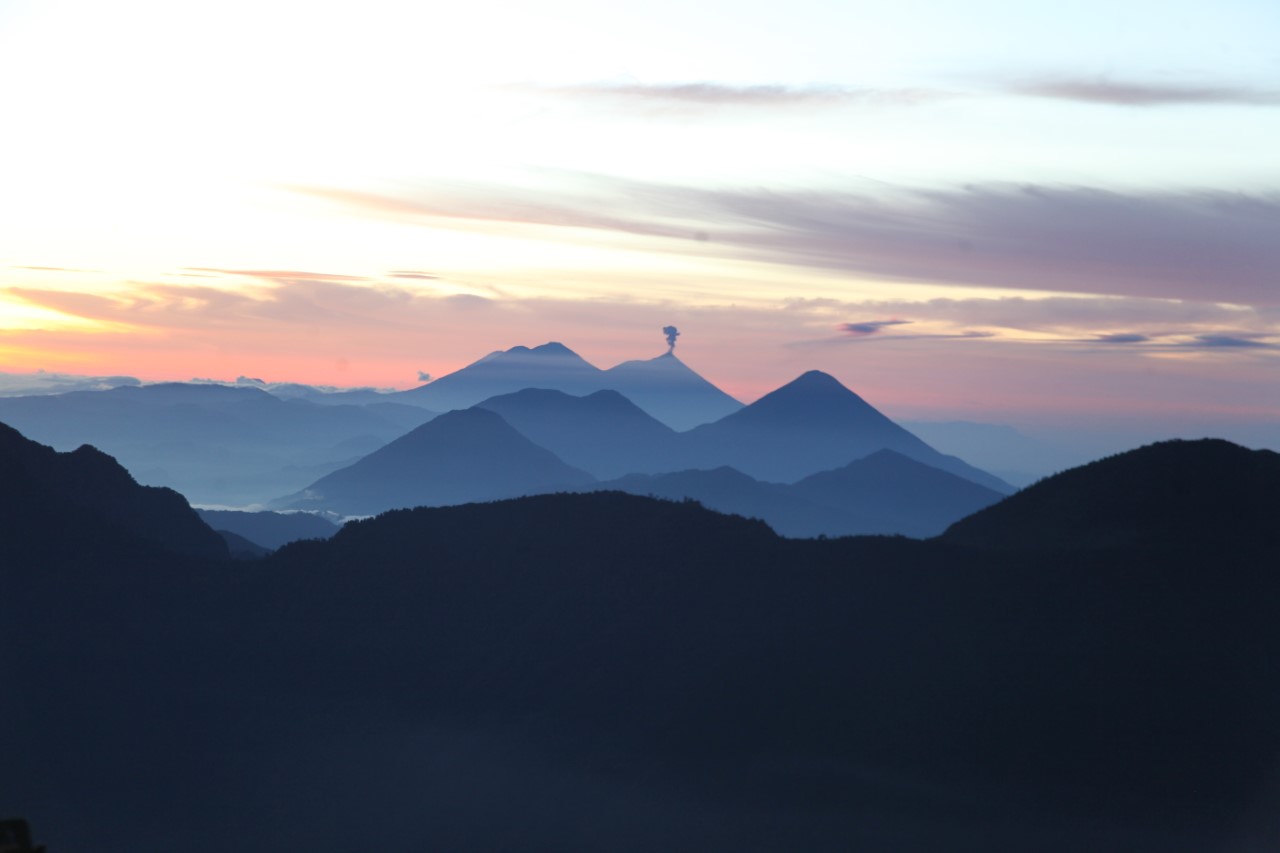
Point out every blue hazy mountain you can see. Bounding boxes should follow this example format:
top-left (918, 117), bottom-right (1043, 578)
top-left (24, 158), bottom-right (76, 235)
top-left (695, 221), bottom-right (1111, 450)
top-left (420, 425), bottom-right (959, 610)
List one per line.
top-left (195, 508), bottom-right (340, 551)
top-left (475, 387), bottom-right (683, 479)
top-left (0, 382), bottom-right (434, 505)
top-left (274, 406), bottom-right (595, 515)
top-left (580, 466), bottom-right (851, 536)
top-left (602, 351), bottom-right (743, 431)
top-left (790, 449), bottom-right (1005, 536)
top-left (943, 438), bottom-right (1280, 550)
top-left (582, 449), bottom-right (1003, 538)
top-left (395, 342), bottom-right (742, 430)
top-left (0, 420), bottom-right (226, 561)
top-left (684, 370), bottom-right (1013, 491)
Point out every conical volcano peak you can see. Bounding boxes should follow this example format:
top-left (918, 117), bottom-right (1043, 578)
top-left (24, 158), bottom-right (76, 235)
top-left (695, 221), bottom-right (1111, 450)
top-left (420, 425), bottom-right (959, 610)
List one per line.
top-left (787, 370), bottom-right (847, 391)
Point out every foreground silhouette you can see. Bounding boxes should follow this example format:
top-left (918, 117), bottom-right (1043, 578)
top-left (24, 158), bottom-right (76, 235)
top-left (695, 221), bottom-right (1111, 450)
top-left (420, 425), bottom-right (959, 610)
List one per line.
top-left (3, 424), bottom-right (1278, 851)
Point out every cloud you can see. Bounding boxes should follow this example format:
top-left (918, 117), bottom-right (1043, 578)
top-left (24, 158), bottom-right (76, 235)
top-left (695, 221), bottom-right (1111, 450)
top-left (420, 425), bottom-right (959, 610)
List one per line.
top-left (388, 270), bottom-right (439, 280)
top-left (11, 265), bottom-right (100, 273)
top-left (839, 319), bottom-right (911, 336)
top-left (290, 184), bottom-right (706, 243)
top-left (516, 82), bottom-right (950, 110)
top-left (1011, 78), bottom-right (1280, 107)
top-left (292, 178), bottom-right (1280, 307)
top-left (0, 370), bottom-right (141, 397)
top-left (188, 268), bottom-right (369, 283)
top-left (1190, 334), bottom-right (1273, 349)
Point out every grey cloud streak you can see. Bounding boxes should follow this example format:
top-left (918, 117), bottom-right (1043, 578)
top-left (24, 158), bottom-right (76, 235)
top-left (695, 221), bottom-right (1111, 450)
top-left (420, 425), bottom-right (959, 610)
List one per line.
top-left (1011, 78), bottom-right (1280, 107)
top-left (839, 319), bottom-right (912, 336)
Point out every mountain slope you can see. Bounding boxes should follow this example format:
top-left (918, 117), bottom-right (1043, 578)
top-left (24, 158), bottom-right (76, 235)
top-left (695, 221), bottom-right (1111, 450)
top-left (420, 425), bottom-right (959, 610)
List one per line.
top-left (942, 438), bottom-right (1280, 551)
top-left (275, 407), bottom-right (595, 515)
top-left (685, 371), bottom-right (1012, 491)
top-left (603, 351), bottom-right (743, 430)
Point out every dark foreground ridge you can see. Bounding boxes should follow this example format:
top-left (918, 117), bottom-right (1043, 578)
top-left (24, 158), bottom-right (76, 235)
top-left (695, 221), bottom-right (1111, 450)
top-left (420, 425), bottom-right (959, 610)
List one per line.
top-left (943, 438), bottom-right (1280, 550)
top-left (3, 426), bottom-right (1279, 852)
top-left (0, 421), bottom-right (227, 562)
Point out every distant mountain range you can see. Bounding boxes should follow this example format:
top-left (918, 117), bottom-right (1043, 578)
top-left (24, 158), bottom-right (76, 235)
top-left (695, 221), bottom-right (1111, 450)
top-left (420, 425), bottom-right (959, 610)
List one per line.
top-left (5, 431), bottom-right (1277, 852)
top-left (0, 342), bottom-right (1016, 535)
top-left (276, 362), bottom-right (1013, 533)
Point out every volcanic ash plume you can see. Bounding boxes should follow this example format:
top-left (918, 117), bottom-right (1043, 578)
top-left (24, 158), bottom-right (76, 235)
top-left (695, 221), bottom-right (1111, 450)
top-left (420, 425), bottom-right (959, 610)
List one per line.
top-left (663, 325), bottom-right (680, 352)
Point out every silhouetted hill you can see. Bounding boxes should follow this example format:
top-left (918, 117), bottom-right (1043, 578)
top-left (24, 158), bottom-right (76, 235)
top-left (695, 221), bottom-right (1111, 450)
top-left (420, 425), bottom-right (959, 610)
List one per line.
top-left (196, 509), bottom-right (340, 550)
top-left (685, 371), bottom-right (1012, 491)
top-left (943, 438), bottom-right (1280, 552)
top-left (394, 342), bottom-right (605, 412)
top-left (603, 351), bottom-right (743, 430)
top-left (0, 421), bottom-right (227, 561)
top-left (0, 383), bottom-right (432, 505)
top-left (275, 407), bottom-right (595, 515)
top-left (475, 387), bottom-right (682, 478)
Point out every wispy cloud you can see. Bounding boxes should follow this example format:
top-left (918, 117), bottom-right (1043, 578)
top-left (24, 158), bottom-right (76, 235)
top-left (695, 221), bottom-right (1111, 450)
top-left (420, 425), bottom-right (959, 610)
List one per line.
top-left (10, 265), bottom-right (101, 273)
top-left (293, 178), bottom-right (1280, 307)
top-left (1010, 78), bottom-right (1280, 107)
top-left (187, 268), bottom-right (370, 283)
top-left (516, 81), bottom-right (951, 110)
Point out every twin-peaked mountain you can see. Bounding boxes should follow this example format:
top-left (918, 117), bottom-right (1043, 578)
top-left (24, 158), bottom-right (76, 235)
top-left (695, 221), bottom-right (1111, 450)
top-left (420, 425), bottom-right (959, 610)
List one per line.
top-left (395, 342), bottom-right (743, 430)
top-left (475, 387), bottom-right (682, 479)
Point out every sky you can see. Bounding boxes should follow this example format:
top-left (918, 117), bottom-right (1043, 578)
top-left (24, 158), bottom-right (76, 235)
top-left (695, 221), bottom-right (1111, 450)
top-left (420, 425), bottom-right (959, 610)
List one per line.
top-left (0, 0), bottom-right (1277, 448)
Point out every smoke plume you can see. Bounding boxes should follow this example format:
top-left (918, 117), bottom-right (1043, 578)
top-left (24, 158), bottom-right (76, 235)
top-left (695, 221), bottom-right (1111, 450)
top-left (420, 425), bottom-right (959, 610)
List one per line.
top-left (663, 325), bottom-right (680, 352)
